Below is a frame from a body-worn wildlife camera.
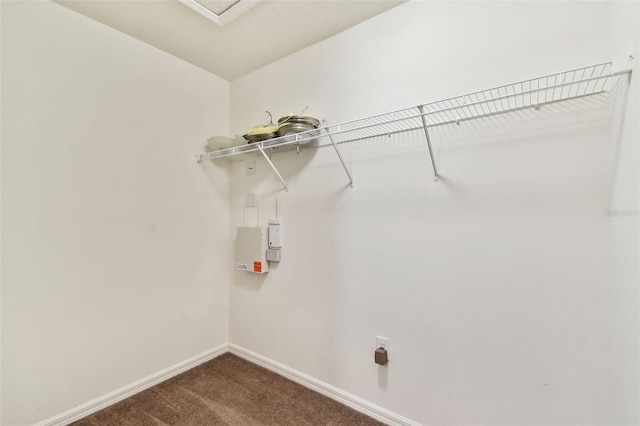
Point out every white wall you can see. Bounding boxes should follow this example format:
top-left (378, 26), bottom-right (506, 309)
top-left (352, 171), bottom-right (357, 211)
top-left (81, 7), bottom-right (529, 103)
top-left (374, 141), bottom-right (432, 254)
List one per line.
top-left (1, 2), bottom-right (231, 425)
top-left (607, 1), bottom-right (640, 422)
top-left (229, 2), bottom-right (638, 425)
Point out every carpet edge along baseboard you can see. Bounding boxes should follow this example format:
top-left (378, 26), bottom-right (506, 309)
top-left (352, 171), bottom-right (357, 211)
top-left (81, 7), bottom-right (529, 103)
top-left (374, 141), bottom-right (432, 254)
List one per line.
top-left (34, 344), bottom-right (229, 426)
top-left (34, 343), bottom-right (420, 426)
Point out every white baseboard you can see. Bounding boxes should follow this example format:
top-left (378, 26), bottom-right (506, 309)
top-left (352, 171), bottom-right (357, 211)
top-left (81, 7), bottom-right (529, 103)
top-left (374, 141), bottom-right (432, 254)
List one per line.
top-left (228, 343), bottom-right (421, 426)
top-left (35, 343), bottom-right (418, 426)
top-left (35, 343), bottom-right (228, 426)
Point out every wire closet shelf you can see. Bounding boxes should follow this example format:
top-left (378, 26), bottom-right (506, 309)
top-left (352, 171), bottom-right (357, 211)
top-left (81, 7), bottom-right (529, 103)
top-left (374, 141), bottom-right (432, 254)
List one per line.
top-left (199, 61), bottom-right (627, 162)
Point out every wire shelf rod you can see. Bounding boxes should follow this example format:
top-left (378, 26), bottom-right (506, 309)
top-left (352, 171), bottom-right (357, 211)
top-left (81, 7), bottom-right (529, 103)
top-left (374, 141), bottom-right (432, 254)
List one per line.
top-left (199, 61), bottom-right (626, 161)
top-left (319, 62), bottom-right (611, 131)
top-left (202, 87), bottom-right (603, 161)
top-left (206, 86), bottom-right (613, 162)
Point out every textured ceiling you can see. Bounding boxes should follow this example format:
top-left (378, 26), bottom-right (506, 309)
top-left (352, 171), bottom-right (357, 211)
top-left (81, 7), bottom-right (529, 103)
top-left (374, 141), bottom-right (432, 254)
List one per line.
top-left (54, 0), bottom-right (405, 81)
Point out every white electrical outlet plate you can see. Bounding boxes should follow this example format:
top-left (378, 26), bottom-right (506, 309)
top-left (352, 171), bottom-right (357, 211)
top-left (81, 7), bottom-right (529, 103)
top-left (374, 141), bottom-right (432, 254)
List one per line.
top-left (245, 193), bottom-right (256, 208)
top-left (245, 159), bottom-right (256, 176)
top-left (376, 336), bottom-right (389, 351)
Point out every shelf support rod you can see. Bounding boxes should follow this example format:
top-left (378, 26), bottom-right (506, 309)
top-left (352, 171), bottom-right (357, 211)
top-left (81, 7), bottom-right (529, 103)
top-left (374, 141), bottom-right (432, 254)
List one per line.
top-left (257, 144), bottom-right (289, 192)
top-left (324, 121), bottom-right (354, 188)
top-left (418, 105), bottom-right (440, 182)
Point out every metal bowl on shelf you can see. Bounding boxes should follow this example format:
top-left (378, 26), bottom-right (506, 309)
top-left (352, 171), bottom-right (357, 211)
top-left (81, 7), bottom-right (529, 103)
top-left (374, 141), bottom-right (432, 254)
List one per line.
top-left (276, 114), bottom-right (321, 146)
top-left (243, 132), bottom-right (278, 143)
top-left (277, 122), bottom-right (316, 136)
top-left (243, 124), bottom-right (280, 144)
top-left (277, 114), bottom-right (321, 128)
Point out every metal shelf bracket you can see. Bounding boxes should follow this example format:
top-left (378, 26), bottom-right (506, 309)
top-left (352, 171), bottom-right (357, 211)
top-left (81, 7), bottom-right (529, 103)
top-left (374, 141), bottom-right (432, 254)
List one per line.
top-left (417, 105), bottom-right (440, 182)
top-left (324, 120), bottom-right (354, 188)
top-left (257, 144), bottom-right (289, 192)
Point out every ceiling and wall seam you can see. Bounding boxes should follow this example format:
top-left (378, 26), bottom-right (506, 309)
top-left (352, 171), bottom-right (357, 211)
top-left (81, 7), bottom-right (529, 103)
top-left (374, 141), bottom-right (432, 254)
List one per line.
top-left (53, 0), bottom-right (406, 81)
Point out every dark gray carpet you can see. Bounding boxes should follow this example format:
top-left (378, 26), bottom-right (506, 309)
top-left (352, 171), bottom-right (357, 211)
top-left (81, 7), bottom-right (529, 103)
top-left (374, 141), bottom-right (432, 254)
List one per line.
top-left (72, 353), bottom-right (383, 425)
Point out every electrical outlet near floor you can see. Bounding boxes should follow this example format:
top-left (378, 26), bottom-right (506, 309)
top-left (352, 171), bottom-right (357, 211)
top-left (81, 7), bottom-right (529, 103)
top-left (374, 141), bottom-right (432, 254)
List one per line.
top-left (376, 336), bottom-right (389, 351)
